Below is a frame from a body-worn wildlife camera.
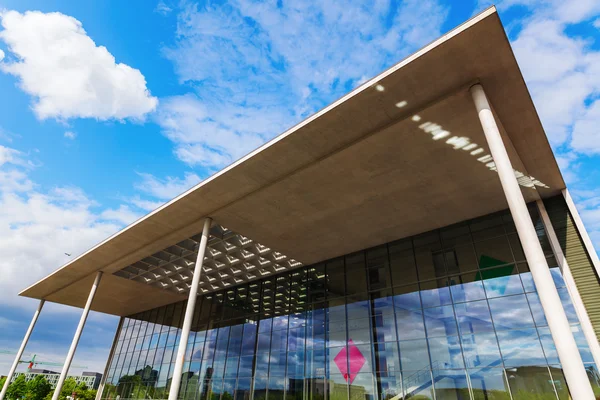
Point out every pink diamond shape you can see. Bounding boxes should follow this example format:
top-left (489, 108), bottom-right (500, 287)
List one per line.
top-left (333, 339), bottom-right (366, 384)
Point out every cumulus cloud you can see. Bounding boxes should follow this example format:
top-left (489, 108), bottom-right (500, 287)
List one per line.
top-left (0, 10), bottom-right (158, 121)
top-left (134, 171), bottom-right (201, 200)
top-left (159, 0), bottom-right (448, 169)
top-left (0, 144), bottom-right (133, 309)
top-left (510, 18), bottom-right (600, 147)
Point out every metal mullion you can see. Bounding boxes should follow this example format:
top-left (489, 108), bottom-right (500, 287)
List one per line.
top-left (411, 239), bottom-right (436, 400)
top-left (110, 318), bottom-right (132, 385)
top-left (341, 256), bottom-right (350, 400)
top-left (466, 218), bottom-right (514, 400)
top-left (249, 281), bottom-right (263, 400)
top-left (364, 250), bottom-right (381, 400)
top-left (124, 319), bottom-right (143, 376)
top-left (386, 241), bottom-right (405, 398)
top-left (284, 275), bottom-right (292, 400)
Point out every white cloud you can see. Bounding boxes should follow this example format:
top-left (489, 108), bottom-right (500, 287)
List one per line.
top-left (0, 144), bottom-right (132, 309)
top-left (134, 171), bottom-right (201, 200)
top-left (155, 1), bottom-right (173, 15)
top-left (128, 195), bottom-right (165, 211)
top-left (0, 48), bottom-right (4, 61)
top-left (510, 18), bottom-right (600, 146)
top-left (100, 205), bottom-right (142, 225)
top-left (156, 94), bottom-right (287, 168)
top-left (64, 130), bottom-right (77, 140)
top-left (160, 0), bottom-right (448, 169)
top-left (0, 10), bottom-right (158, 121)
top-left (594, 18), bottom-right (600, 28)
top-left (571, 100), bottom-right (600, 154)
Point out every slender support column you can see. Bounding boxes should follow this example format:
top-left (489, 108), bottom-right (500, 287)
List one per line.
top-left (0, 299), bottom-right (45, 400)
top-left (470, 83), bottom-right (595, 399)
top-left (52, 271), bottom-right (103, 400)
top-left (168, 217), bottom-right (213, 400)
top-left (537, 199), bottom-right (600, 370)
top-left (563, 188), bottom-right (600, 278)
top-left (95, 317), bottom-right (124, 400)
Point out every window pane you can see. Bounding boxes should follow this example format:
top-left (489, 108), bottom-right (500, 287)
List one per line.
top-left (396, 308), bottom-right (426, 340)
top-left (428, 336), bottom-right (464, 369)
top-left (505, 366), bottom-right (557, 399)
top-left (423, 305), bottom-right (458, 337)
top-left (420, 279), bottom-right (452, 308)
top-left (488, 295), bottom-right (534, 331)
top-left (402, 369), bottom-right (433, 399)
top-left (468, 368), bottom-right (511, 399)
top-left (496, 329), bottom-right (546, 367)
top-left (481, 265), bottom-right (524, 299)
top-left (432, 369), bottom-right (469, 400)
top-left (454, 300), bottom-right (494, 335)
top-left (461, 332), bottom-right (502, 369)
top-left (399, 339), bottom-right (430, 371)
top-left (393, 285), bottom-right (421, 311)
top-left (449, 273), bottom-right (486, 303)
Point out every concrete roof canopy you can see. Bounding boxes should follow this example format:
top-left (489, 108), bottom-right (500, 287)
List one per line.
top-left (20, 7), bottom-right (564, 316)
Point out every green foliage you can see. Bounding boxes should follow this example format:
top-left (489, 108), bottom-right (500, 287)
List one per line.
top-left (0, 377), bottom-right (7, 393)
top-left (6, 375), bottom-right (27, 400)
top-left (25, 376), bottom-right (52, 400)
top-left (3, 376), bottom-right (95, 400)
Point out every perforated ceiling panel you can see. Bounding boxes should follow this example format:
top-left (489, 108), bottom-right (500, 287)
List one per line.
top-left (113, 224), bottom-right (303, 295)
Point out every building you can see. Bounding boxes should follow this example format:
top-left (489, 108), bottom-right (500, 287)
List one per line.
top-left (11, 371), bottom-right (103, 390)
top-left (2, 6), bottom-right (600, 400)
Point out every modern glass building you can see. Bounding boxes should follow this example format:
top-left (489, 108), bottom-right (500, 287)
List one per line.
top-left (4, 7), bottom-right (600, 400)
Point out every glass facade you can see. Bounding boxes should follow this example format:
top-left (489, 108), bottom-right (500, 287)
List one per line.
top-left (101, 203), bottom-right (600, 400)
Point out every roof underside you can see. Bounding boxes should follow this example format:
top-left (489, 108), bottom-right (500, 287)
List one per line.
top-left (20, 7), bottom-right (565, 316)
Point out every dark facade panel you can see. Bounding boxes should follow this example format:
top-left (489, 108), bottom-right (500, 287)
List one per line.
top-left (544, 195), bottom-right (600, 338)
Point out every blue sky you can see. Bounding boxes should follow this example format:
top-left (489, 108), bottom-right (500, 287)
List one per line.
top-left (1, 0), bottom-right (600, 374)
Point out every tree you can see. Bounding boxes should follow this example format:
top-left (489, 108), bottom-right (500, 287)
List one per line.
top-left (6, 375), bottom-right (27, 400)
top-left (25, 376), bottom-right (52, 400)
top-left (0, 377), bottom-right (7, 394)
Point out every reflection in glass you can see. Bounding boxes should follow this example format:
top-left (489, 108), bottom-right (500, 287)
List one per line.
top-left (468, 368), bottom-right (511, 399)
top-left (102, 205), bottom-right (585, 400)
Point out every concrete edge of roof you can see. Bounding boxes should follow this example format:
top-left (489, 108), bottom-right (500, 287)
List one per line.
top-left (19, 6), bottom-right (498, 297)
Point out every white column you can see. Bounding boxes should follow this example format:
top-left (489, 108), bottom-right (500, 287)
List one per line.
top-left (537, 199), bottom-right (600, 370)
top-left (95, 317), bottom-right (124, 400)
top-left (52, 271), bottom-right (103, 400)
top-left (470, 84), bottom-right (595, 399)
top-left (0, 299), bottom-right (45, 400)
top-left (168, 217), bottom-right (212, 400)
top-left (563, 188), bottom-right (600, 277)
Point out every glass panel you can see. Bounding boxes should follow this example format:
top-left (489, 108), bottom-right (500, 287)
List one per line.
top-left (389, 239), bottom-right (418, 286)
top-left (423, 305), bottom-right (458, 338)
top-left (460, 332), bottom-right (503, 369)
top-left (399, 339), bottom-right (429, 371)
top-left (432, 369), bottom-right (470, 400)
top-left (496, 329), bottom-right (547, 367)
top-left (454, 300), bottom-right (494, 335)
top-left (448, 272), bottom-right (486, 303)
top-left (402, 369), bottom-right (433, 399)
top-left (420, 279), bottom-right (452, 308)
top-left (481, 265), bottom-right (524, 299)
top-left (396, 308), bottom-right (425, 340)
top-left (488, 294), bottom-right (535, 331)
top-left (505, 366), bottom-right (557, 399)
top-left (428, 336), bottom-right (464, 369)
top-left (104, 204), bottom-right (592, 400)
top-left (468, 368), bottom-right (511, 399)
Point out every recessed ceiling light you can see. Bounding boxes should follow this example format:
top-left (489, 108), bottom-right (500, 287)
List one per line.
top-left (395, 100), bottom-right (407, 108)
top-left (375, 84), bottom-right (385, 92)
top-left (412, 115), bottom-right (421, 122)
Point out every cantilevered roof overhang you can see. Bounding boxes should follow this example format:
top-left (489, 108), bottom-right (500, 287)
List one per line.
top-left (20, 7), bottom-right (565, 316)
